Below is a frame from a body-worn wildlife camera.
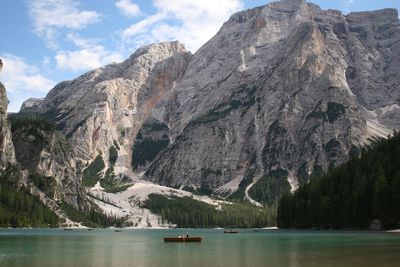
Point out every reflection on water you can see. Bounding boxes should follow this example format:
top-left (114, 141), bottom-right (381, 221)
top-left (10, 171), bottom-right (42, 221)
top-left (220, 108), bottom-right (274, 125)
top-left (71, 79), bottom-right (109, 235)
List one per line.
top-left (288, 239), bottom-right (300, 267)
top-left (0, 229), bottom-right (400, 267)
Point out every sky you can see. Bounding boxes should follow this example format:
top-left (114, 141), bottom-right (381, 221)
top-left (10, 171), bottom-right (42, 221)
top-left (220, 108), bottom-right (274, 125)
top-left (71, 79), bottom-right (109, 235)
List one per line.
top-left (0, 0), bottom-right (399, 112)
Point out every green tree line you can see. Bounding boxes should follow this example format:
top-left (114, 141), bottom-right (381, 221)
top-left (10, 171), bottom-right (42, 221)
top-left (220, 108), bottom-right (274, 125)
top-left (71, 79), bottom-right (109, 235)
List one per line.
top-left (58, 201), bottom-right (129, 228)
top-left (0, 166), bottom-right (59, 227)
top-left (143, 194), bottom-right (276, 228)
top-left (277, 132), bottom-right (400, 230)
top-left (9, 112), bottom-right (56, 133)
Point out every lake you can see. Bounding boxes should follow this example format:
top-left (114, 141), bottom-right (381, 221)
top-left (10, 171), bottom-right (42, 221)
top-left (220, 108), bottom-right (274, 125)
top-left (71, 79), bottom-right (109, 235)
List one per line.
top-left (0, 229), bottom-right (400, 267)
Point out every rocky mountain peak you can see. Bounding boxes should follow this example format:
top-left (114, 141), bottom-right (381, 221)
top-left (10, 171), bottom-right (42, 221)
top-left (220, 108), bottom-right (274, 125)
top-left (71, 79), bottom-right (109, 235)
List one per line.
top-left (226, 0), bottom-right (309, 26)
top-left (20, 98), bottom-right (44, 113)
top-left (24, 40), bottom-right (191, 185)
top-left (128, 41), bottom-right (188, 60)
top-left (127, 41), bottom-right (188, 66)
top-left (271, 0), bottom-right (307, 9)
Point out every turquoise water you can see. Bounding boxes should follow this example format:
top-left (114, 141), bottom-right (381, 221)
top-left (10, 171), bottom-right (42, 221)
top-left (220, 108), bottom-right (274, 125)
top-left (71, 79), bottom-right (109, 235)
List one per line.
top-left (1, 229), bottom-right (400, 267)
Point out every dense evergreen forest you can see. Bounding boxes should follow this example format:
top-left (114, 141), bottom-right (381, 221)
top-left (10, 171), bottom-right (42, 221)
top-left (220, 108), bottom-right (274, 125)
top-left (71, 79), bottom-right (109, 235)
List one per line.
top-left (58, 201), bottom-right (128, 228)
top-left (0, 165), bottom-right (59, 227)
top-left (143, 194), bottom-right (276, 228)
top-left (9, 112), bottom-right (56, 133)
top-left (277, 133), bottom-right (400, 230)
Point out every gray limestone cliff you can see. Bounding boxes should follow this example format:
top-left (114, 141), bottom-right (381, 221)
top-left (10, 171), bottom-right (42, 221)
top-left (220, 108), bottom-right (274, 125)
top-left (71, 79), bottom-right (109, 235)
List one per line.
top-left (141, 1), bottom-right (400, 203)
top-left (20, 98), bottom-right (44, 113)
top-left (1, 81), bottom-right (84, 219)
top-left (23, 41), bottom-right (191, 184)
top-left (0, 82), bottom-right (15, 168)
top-left (9, 114), bottom-right (86, 209)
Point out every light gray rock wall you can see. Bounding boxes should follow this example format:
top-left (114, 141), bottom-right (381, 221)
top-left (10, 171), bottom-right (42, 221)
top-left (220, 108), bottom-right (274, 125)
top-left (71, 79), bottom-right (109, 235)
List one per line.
top-left (0, 82), bottom-right (15, 168)
top-left (10, 118), bottom-right (86, 209)
top-left (143, 1), bottom-right (400, 200)
top-left (26, 42), bottom-right (191, 180)
top-left (20, 98), bottom-right (44, 113)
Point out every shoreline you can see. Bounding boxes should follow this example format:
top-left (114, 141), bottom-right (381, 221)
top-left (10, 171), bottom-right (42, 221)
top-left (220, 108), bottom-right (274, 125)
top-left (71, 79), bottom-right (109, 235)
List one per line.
top-left (386, 229), bottom-right (400, 233)
top-left (1, 227), bottom-right (400, 232)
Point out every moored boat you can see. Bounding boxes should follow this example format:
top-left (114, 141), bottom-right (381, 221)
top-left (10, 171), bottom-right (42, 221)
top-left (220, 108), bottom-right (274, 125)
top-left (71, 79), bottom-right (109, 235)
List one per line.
top-left (163, 237), bottom-right (202, 242)
top-left (224, 230), bottom-right (239, 234)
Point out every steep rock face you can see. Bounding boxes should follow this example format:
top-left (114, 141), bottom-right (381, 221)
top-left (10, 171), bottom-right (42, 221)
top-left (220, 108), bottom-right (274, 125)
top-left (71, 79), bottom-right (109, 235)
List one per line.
top-left (0, 82), bottom-right (15, 168)
top-left (26, 41), bottom-right (191, 179)
top-left (344, 9), bottom-right (400, 132)
top-left (141, 0), bottom-right (400, 202)
top-left (20, 98), bottom-right (44, 113)
top-left (10, 115), bottom-right (86, 209)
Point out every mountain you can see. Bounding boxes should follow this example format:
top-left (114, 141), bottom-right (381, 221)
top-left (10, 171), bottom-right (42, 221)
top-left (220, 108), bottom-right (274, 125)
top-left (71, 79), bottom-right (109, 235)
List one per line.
top-left (20, 0), bottom-right (400, 209)
top-left (22, 41), bottom-right (191, 184)
top-left (139, 0), bottom-right (400, 204)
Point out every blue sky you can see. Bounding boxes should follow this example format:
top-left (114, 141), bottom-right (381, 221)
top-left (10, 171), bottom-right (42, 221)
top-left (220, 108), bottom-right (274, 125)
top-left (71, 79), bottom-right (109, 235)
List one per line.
top-left (0, 0), bottom-right (399, 112)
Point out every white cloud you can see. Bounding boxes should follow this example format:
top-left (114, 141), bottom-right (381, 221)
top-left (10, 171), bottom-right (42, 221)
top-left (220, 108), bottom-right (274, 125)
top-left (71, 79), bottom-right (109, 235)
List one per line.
top-left (55, 34), bottom-right (124, 72)
top-left (116, 0), bottom-right (141, 17)
top-left (122, 13), bottom-right (166, 39)
top-left (66, 33), bottom-right (99, 49)
top-left (0, 54), bottom-right (55, 112)
top-left (121, 0), bottom-right (244, 52)
top-left (28, 0), bottom-right (101, 48)
top-left (1, 54), bottom-right (55, 93)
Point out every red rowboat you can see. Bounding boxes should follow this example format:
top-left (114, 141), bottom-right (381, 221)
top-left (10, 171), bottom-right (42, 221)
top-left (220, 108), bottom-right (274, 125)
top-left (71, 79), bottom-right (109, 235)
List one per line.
top-left (163, 237), bottom-right (202, 242)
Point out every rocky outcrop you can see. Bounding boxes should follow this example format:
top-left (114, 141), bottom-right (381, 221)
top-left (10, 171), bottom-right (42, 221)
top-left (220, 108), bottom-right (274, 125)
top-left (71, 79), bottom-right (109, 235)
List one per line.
top-left (26, 41), bottom-right (191, 182)
top-left (141, 0), bottom-right (400, 203)
top-left (0, 82), bottom-right (15, 168)
top-left (10, 114), bottom-right (86, 209)
top-left (20, 98), bottom-right (44, 113)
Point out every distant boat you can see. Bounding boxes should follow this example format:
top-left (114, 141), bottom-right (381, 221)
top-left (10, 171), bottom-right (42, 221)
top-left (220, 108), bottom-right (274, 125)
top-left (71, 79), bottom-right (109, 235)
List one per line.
top-left (164, 237), bottom-right (202, 242)
top-left (63, 228), bottom-right (73, 231)
top-left (114, 229), bottom-right (123, 232)
top-left (262, 226), bottom-right (279, 230)
top-left (224, 229), bottom-right (239, 234)
top-left (254, 226), bottom-right (279, 232)
top-left (87, 228), bottom-right (93, 231)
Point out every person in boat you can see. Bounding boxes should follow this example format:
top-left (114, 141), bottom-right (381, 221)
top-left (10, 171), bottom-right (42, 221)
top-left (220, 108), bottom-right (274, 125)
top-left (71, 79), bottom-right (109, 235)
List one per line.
top-left (186, 232), bottom-right (189, 238)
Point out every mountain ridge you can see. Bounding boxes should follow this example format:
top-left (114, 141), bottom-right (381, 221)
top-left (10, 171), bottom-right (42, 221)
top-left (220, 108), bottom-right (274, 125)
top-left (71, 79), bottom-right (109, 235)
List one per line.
top-left (17, 0), bottom-right (400, 210)
top-left (141, 0), bottom-right (400, 203)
